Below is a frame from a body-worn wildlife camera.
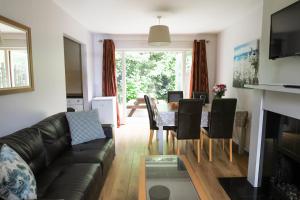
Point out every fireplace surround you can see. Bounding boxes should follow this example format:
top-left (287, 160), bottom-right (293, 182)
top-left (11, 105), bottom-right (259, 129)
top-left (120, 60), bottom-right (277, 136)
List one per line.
top-left (245, 85), bottom-right (300, 189)
top-left (263, 111), bottom-right (300, 200)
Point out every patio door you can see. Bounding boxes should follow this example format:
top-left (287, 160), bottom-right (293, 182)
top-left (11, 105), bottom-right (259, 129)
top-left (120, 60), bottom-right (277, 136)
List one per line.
top-left (116, 50), bottom-right (192, 124)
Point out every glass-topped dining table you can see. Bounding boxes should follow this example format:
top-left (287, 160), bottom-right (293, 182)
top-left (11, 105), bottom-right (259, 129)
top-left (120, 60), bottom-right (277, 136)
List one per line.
top-left (154, 101), bottom-right (209, 155)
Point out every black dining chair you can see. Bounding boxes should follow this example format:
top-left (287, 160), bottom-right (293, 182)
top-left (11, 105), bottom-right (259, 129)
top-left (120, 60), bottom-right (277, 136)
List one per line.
top-left (167, 91), bottom-right (183, 103)
top-left (144, 95), bottom-right (176, 147)
top-left (193, 91), bottom-right (209, 104)
top-left (171, 99), bottom-right (204, 163)
top-left (201, 98), bottom-right (237, 162)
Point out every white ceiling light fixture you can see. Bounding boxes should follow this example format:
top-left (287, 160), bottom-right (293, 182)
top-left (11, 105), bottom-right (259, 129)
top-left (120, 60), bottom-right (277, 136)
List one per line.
top-left (148, 16), bottom-right (171, 46)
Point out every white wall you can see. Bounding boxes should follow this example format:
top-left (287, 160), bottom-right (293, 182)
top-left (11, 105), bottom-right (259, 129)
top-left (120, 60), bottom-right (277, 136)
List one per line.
top-left (0, 0), bottom-right (93, 136)
top-left (216, 6), bottom-right (263, 151)
top-left (92, 33), bottom-right (218, 100)
top-left (259, 0), bottom-right (300, 84)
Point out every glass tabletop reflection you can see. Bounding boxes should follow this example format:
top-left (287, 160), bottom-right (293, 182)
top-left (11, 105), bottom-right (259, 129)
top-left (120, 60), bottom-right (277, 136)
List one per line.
top-left (145, 156), bottom-right (200, 200)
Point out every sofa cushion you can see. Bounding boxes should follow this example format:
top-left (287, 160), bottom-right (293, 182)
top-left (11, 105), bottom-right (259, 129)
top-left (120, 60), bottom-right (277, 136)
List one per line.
top-left (0, 128), bottom-right (46, 175)
top-left (0, 144), bottom-right (37, 200)
top-left (37, 163), bottom-right (102, 200)
top-left (55, 150), bottom-right (103, 164)
top-left (66, 110), bottom-right (106, 145)
top-left (54, 138), bottom-right (115, 176)
top-left (71, 138), bottom-right (112, 151)
top-left (32, 113), bottom-right (70, 165)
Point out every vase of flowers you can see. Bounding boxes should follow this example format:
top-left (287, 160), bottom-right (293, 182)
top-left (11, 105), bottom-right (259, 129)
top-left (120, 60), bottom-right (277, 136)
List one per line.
top-left (212, 84), bottom-right (227, 99)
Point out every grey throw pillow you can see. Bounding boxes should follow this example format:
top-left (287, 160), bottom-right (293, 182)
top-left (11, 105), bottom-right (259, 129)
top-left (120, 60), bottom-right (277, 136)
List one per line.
top-left (66, 110), bottom-right (106, 145)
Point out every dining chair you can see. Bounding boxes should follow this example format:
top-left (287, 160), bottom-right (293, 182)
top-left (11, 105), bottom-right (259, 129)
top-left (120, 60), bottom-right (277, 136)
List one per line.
top-left (167, 91), bottom-right (183, 103)
top-left (171, 99), bottom-right (203, 163)
top-left (193, 91), bottom-right (209, 104)
top-left (201, 98), bottom-right (237, 162)
top-left (144, 95), bottom-right (176, 147)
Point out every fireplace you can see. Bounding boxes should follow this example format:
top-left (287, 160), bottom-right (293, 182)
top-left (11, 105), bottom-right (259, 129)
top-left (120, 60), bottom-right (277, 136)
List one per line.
top-left (262, 111), bottom-right (300, 200)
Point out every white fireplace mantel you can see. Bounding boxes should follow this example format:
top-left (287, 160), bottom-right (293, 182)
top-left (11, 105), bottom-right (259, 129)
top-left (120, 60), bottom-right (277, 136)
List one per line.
top-left (246, 84), bottom-right (300, 187)
top-left (245, 84), bottom-right (300, 94)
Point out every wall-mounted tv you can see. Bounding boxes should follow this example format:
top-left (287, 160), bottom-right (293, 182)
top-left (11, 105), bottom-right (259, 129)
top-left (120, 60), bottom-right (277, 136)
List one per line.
top-left (269, 1), bottom-right (300, 60)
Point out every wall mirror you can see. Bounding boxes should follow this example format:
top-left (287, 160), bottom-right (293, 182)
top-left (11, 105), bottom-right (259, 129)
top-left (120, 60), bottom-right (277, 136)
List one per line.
top-left (0, 15), bottom-right (34, 95)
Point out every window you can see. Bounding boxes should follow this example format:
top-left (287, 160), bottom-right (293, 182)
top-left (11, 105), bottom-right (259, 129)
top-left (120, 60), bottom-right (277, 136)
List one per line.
top-left (0, 49), bottom-right (29, 89)
top-left (116, 50), bottom-right (192, 123)
top-left (0, 50), bottom-right (10, 88)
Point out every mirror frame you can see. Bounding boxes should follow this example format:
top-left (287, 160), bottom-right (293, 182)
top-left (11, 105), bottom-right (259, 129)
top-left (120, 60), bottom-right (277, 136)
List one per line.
top-left (0, 15), bottom-right (34, 95)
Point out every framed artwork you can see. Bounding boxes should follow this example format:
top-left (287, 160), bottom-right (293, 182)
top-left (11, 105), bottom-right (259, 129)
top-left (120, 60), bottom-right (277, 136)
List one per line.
top-left (233, 39), bottom-right (259, 88)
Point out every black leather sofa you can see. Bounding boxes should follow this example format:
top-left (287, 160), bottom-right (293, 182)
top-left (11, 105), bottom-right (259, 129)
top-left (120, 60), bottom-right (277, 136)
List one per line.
top-left (0, 112), bottom-right (115, 200)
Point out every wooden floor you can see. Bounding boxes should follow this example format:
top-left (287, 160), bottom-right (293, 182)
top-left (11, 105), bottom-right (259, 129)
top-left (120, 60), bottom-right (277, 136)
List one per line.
top-left (99, 117), bottom-right (248, 200)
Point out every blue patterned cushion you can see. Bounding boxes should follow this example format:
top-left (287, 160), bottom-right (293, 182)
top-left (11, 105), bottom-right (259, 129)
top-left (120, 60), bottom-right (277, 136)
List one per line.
top-left (0, 144), bottom-right (37, 200)
top-left (66, 110), bottom-right (106, 145)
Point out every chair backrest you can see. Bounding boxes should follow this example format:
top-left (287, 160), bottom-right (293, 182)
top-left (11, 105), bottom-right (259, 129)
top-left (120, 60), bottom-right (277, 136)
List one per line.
top-left (67, 107), bottom-right (75, 112)
top-left (144, 95), bottom-right (157, 130)
top-left (176, 99), bottom-right (203, 140)
top-left (193, 91), bottom-right (209, 104)
top-left (167, 91), bottom-right (183, 103)
top-left (209, 98), bottom-right (237, 139)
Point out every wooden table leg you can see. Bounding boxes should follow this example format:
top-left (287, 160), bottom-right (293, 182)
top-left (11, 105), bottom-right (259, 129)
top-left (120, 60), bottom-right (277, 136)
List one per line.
top-left (229, 139), bottom-right (233, 162)
top-left (222, 139), bottom-right (225, 151)
top-left (197, 139), bottom-right (200, 163)
top-left (209, 139), bottom-right (212, 162)
top-left (177, 140), bottom-right (180, 155)
top-left (148, 130), bottom-right (154, 147)
top-left (200, 132), bottom-right (204, 150)
top-left (238, 127), bottom-right (246, 154)
top-left (128, 108), bottom-right (136, 117)
top-left (166, 130), bottom-right (169, 143)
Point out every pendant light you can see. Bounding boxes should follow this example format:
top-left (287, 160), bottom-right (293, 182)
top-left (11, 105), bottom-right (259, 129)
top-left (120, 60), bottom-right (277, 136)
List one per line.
top-left (148, 16), bottom-right (171, 46)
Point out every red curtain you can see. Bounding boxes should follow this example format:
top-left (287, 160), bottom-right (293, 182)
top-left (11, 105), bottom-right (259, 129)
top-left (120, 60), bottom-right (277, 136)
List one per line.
top-left (189, 40), bottom-right (209, 99)
top-left (102, 39), bottom-right (120, 127)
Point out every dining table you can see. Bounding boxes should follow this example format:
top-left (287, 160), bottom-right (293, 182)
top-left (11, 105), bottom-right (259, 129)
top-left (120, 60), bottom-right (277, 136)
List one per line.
top-left (154, 101), bottom-right (248, 155)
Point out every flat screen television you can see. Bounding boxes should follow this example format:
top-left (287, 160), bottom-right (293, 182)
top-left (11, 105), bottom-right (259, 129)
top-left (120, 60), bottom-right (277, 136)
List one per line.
top-left (269, 1), bottom-right (300, 60)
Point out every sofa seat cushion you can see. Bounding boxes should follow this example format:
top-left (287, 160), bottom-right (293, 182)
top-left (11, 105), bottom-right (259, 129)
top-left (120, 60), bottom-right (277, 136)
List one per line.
top-left (37, 163), bottom-right (102, 200)
top-left (71, 138), bottom-right (113, 151)
top-left (55, 149), bottom-right (103, 164)
top-left (54, 138), bottom-right (115, 176)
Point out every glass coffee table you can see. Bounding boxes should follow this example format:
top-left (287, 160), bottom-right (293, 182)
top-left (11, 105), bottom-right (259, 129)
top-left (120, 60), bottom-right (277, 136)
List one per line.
top-left (139, 155), bottom-right (204, 200)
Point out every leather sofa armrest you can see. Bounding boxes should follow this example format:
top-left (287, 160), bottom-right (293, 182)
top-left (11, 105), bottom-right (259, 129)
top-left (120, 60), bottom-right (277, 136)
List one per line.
top-left (102, 124), bottom-right (114, 138)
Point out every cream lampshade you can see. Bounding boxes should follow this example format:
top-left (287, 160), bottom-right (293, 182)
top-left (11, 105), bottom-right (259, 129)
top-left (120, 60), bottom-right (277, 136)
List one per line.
top-left (148, 16), bottom-right (171, 46)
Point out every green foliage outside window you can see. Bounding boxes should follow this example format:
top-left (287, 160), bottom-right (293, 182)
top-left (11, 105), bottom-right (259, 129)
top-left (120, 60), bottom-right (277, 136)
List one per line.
top-left (116, 52), bottom-right (177, 102)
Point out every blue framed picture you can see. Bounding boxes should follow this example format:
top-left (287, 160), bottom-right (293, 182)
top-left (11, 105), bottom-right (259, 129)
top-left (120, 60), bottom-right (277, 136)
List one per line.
top-left (233, 40), bottom-right (259, 88)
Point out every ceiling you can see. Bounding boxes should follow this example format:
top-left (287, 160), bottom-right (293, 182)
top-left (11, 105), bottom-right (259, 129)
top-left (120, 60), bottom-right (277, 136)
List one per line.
top-left (53, 0), bottom-right (262, 34)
